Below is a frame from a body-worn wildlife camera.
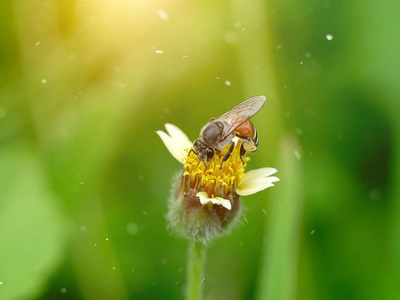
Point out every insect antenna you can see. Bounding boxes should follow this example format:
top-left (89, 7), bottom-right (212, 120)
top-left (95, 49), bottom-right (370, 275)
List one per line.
top-left (188, 148), bottom-right (207, 170)
top-left (188, 149), bottom-right (196, 156)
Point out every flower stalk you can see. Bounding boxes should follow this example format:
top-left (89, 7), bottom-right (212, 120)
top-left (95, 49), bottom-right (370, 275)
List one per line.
top-left (158, 122), bottom-right (279, 299)
top-left (186, 240), bottom-right (205, 300)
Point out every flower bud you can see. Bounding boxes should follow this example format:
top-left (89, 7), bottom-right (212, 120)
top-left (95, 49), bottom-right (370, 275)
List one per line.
top-left (157, 123), bottom-right (279, 243)
top-left (167, 145), bottom-right (244, 243)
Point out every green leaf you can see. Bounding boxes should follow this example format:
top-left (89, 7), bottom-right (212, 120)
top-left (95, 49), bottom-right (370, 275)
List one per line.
top-left (0, 143), bottom-right (67, 299)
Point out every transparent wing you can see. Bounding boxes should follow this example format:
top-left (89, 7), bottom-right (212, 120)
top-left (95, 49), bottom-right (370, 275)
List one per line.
top-left (214, 95), bottom-right (266, 139)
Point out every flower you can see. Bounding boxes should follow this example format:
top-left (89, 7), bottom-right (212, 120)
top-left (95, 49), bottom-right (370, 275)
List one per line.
top-left (157, 123), bottom-right (279, 242)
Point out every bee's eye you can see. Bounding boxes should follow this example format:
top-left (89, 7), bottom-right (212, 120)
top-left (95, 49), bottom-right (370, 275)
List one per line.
top-left (206, 148), bottom-right (215, 161)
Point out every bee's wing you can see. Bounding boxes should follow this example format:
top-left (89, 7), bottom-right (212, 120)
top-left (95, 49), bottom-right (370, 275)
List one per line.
top-left (214, 95), bottom-right (266, 139)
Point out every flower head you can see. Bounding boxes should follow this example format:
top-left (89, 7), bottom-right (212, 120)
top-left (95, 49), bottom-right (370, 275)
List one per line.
top-left (157, 123), bottom-right (279, 243)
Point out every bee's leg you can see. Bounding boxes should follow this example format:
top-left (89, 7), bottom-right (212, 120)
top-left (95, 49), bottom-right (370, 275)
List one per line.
top-left (240, 143), bottom-right (246, 164)
top-left (201, 159), bottom-right (207, 170)
top-left (220, 142), bottom-right (235, 169)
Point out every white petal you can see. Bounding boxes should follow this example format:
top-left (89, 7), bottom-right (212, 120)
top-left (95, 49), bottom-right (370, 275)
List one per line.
top-left (156, 124), bottom-right (192, 164)
top-left (196, 192), bottom-right (232, 210)
top-left (237, 168), bottom-right (279, 196)
top-left (241, 168), bottom-right (277, 183)
top-left (165, 123), bottom-right (192, 150)
top-left (197, 192), bottom-right (210, 205)
top-left (156, 130), bottom-right (187, 163)
top-left (213, 197), bottom-right (232, 210)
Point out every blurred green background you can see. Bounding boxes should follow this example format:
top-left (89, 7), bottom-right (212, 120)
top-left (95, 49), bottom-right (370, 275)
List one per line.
top-left (1, 0), bottom-right (399, 299)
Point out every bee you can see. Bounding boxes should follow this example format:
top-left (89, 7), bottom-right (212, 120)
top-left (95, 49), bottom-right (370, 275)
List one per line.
top-left (190, 95), bottom-right (266, 168)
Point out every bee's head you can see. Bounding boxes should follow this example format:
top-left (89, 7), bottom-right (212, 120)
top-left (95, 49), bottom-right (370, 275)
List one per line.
top-left (193, 140), bottom-right (215, 162)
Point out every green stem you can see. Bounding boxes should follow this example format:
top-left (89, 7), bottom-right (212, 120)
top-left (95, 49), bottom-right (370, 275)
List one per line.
top-left (186, 240), bottom-right (205, 300)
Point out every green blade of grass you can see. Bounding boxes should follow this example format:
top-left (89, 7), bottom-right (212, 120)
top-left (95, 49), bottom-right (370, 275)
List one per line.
top-left (257, 135), bottom-right (303, 300)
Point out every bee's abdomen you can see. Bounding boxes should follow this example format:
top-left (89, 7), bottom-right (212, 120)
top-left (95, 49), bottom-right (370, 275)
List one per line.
top-left (235, 120), bottom-right (258, 152)
top-left (234, 120), bottom-right (255, 139)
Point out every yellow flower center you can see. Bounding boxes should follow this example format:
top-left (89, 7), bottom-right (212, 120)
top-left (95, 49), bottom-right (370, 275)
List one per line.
top-left (183, 142), bottom-right (249, 198)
